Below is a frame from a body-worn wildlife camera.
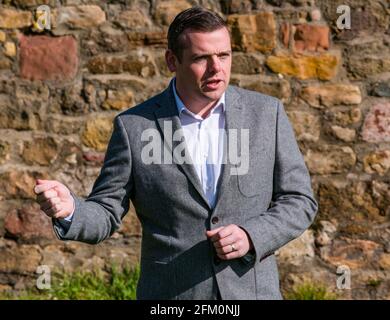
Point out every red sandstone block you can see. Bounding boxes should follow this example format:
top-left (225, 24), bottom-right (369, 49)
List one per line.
top-left (19, 35), bottom-right (78, 81)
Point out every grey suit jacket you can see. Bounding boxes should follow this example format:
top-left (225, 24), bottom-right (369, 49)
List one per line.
top-left (53, 80), bottom-right (318, 300)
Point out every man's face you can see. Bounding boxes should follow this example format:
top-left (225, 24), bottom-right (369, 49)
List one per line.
top-left (166, 27), bottom-right (232, 104)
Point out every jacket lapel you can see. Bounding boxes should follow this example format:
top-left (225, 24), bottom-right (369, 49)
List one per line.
top-left (154, 81), bottom-right (211, 210)
top-left (153, 82), bottom-right (243, 212)
top-left (212, 86), bottom-right (242, 213)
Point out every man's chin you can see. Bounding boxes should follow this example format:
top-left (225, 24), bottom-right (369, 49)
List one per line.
top-left (201, 87), bottom-right (226, 101)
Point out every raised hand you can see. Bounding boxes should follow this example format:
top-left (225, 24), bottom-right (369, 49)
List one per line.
top-left (34, 179), bottom-right (75, 219)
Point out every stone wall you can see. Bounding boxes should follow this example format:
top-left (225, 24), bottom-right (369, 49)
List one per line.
top-left (0, 0), bottom-right (389, 299)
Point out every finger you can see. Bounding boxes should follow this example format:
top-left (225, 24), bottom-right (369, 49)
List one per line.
top-left (214, 234), bottom-right (237, 249)
top-left (43, 207), bottom-right (57, 218)
top-left (206, 226), bottom-right (224, 238)
top-left (34, 181), bottom-right (60, 194)
top-left (36, 189), bottom-right (58, 203)
top-left (43, 203), bottom-right (61, 217)
top-left (209, 225), bottom-right (236, 243)
top-left (217, 250), bottom-right (241, 260)
top-left (40, 197), bottom-right (61, 211)
top-left (217, 240), bottom-right (242, 254)
top-left (216, 245), bottom-right (234, 255)
top-left (36, 179), bottom-right (47, 185)
top-left (52, 209), bottom-right (70, 219)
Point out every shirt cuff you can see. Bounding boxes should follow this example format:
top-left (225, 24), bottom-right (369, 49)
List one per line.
top-left (62, 200), bottom-right (75, 222)
top-left (54, 200), bottom-right (75, 231)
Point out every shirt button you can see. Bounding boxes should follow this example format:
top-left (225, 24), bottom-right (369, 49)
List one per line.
top-left (211, 217), bottom-right (219, 224)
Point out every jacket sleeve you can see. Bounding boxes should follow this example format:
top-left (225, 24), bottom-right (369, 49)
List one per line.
top-left (52, 115), bottom-right (133, 244)
top-left (240, 100), bottom-right (318, 264)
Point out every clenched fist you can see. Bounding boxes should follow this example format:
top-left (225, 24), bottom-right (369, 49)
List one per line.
top-left (206, 224), bottom-right (254, 260)
top-left (34, 179), bottom-right (75, 219)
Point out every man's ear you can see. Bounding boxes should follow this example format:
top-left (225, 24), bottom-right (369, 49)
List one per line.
top-left (165, 49), bottom-right (178, 72)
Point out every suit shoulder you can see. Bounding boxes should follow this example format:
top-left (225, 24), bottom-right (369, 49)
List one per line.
top-left (229, 85), bottom-right (281, 110)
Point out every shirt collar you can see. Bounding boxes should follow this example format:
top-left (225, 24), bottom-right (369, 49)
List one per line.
top-left (172, 78), bottom-right (226, 117)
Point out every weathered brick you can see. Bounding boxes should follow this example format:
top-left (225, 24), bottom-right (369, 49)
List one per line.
top-left (0, 242), bottom-right (42, 274)
top-left (320, 238), bottom-right (382, 269)
top-left (362, 102), bottom-right (390, 143)
top-left (231, 53), bottom-right (264, 74)
top-left (154, 0), bottom-right (192, 26)
top-left (277, 230), bottom-right (315, 266)
top-left (4, 203), bottom-right (55, 242)
top-left (154, 51), bottom-right (173, 77)
top-left (378, 253), bottom-right (390, 270)
top-left (22, 137), bottom-right (58, 166)
top-left (371, 82), bottom-right (390, 98)
top-left (87, 52), bottom-right (156, 77)
top-left (266, 53), bottom-right (339, 80)
top-left (0, 8), bottom-right (32, 29)
top-left (0, 58), bottom-right (12, 70)
top-left (371, 180), bottom-right (390, 218)
top-left (19, 35), bottom-right (78, 81)
top-left (44, 116), bottom-right (84, 135)
top-left (55, 5), bottom-right (106, 29)
top-left (0, 141), bottom-right (10, 164)
top-left (128, 30), bottom-right (167, 46)
top-left (228, 12), bottom-right (276, 53)
top-left (324, 107), bottom-right (361, 126)
top-left (11, 0), bottom-right (55, 7)
top-left (0, 95), bottom-right (43, 130)
top-left (305, 146), bottom-right (356, 174)
top-left (102, 89), bottom-right (134, 110)
top-left (363, 150), bottom-right (390, 176)
top-left (84, 74), bottom-right (154, 104)
top-left (4, 42), bottom-right (16, 57)
top-left (293, 24), bottom-right (330, 52)
top-left (0, 171), bottom-right (49, 199)
top-left (221, 0), bottom-right (252, 14)
top-left (348, 56), bottom-right (390, 79)
top-left (300, 84), bottom-right (362, 108)
top-left (238, 75), bottom-right (291, 103)
top-left (280, 23), bottom-right (290, 48)
top-left (330, 125), bottom-right (356, 142)
top-left (287, 110), bottom-right (321, 142)
top-left (316, 178), bottom-right (386, 233)
top-left (0, 31), bottom-right (6, 43)
top-left (81, 116), bottom-right (114, 151)
top-left (116, 9), bottom-right (152, 30)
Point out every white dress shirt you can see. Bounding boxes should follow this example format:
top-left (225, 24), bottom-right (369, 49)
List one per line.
top-left (172, 79), bottom-right (226, 209)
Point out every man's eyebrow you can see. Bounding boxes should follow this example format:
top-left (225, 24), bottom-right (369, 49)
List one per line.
top-left (191, 50), bottom-right (232, 59)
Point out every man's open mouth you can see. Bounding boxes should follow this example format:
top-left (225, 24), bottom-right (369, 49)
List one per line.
top-left (204, 79), bottom-right (222, 89)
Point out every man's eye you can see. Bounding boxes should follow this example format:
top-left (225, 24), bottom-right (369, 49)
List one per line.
top-left (194, 56), bottom-right (206, 61)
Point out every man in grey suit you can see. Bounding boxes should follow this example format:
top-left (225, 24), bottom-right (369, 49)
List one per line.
top-left (34, 7), bottom-right (318, 300)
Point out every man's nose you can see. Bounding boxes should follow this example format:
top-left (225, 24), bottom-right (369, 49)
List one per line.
top-left (208, 56), bottom-right (222, 73)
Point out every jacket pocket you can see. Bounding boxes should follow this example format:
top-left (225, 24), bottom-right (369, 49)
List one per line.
top-left (137, 258), bottom-right (176, 300)
top-left (237, 173), bottom-right (262, 197)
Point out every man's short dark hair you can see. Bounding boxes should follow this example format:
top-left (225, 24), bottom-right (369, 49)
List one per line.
top-left (167, 6), bottom-right (228, 62)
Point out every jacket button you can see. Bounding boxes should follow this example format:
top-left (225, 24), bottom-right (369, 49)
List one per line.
top-left (211, 217), bottom-right (219, 224)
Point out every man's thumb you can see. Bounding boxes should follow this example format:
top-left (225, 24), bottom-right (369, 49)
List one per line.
top-left (206, 227), bottom-right (224, 238)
